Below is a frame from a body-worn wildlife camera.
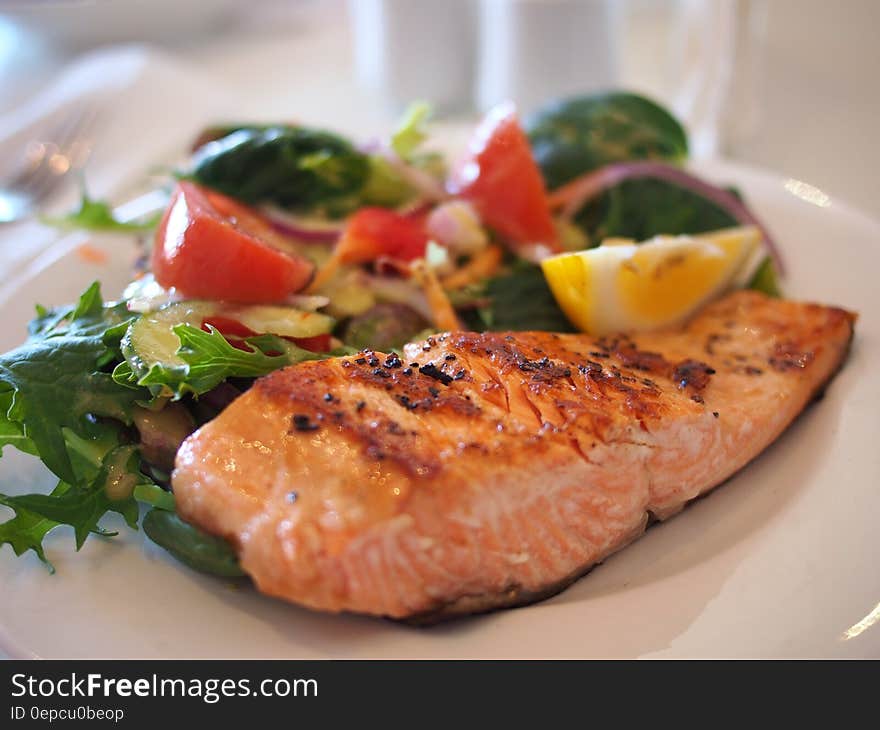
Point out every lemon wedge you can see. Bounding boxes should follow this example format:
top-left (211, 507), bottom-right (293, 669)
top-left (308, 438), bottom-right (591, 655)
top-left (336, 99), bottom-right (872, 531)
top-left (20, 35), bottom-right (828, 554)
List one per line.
top-left (541, 226), bottom-right (762, 335)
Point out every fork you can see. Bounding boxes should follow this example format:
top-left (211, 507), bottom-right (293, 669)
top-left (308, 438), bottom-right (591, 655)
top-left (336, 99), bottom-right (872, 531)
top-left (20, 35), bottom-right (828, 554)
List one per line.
top-left (0, 101), bottom-right (101, 224)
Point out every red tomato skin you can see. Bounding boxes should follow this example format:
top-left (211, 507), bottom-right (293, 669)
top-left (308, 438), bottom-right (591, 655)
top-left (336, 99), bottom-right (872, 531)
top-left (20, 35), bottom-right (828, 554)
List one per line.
top-left (448, 102), bottom-right (559, 255)
top-left (152, 182), bottom-right (315, 303)
top-left (202, 318), bottom-right (332, 354)
top-left (336, 207), bottom-right (429, 264)
top-left (201, 316), bottom-right (255, 339)
top-left (292, 334), bottom-right (332, 352)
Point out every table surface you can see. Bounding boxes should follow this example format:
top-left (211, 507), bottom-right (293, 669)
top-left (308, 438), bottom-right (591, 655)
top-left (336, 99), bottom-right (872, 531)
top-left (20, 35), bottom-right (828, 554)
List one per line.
top-left (0, 0), bottom-right (877, 660)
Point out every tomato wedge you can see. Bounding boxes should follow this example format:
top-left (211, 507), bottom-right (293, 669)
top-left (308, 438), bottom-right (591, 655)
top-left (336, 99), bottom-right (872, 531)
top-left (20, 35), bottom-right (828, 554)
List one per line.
top-left (336, 207), bottom-right (429, 264)
top-left (152, 182), bottom-right (315, 303)
top-left (308, 207), bottom-right (429, 292)
top-left (448, 102), bottom-right (560, 259)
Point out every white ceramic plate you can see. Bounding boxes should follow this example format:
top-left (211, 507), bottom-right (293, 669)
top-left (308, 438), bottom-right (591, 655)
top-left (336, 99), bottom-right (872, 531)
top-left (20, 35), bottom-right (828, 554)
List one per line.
top-left (1, 159), bottom-right (878, 658)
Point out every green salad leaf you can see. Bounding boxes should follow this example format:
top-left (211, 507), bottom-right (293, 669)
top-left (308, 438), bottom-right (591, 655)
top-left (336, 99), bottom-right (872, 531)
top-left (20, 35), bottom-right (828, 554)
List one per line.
top-left (0, 284), bottom-right (155, 566)
top-left (460, 263), bottom-right (576, 333)
top-left (390, 101), bottom-right (431, 159)
top-left (0, 283), bottom-right (275, 571)
top-left (359, 156), bottom-right (415, 208)
top-left (189, 117), bottom-right (447, 214)
top-left (133, 482), bottom-right (176, 512)
top-left (132, 326), bottom-right (332, 398)
top-left (142, 509), bottom-right (244, 578)
top-left (567, 179), bottom-right (782, 296)
top-left (40, 191), bottom-right (160, 233)
top-left (190, 125), bottom-right (370, 216)
top-left (0, 390), bottom-right (37, 457)
top-left (576, 178), bottom-right (740, 242)
top-left (526, 91), bottom-right (689, 189)
top-left (748, 257), bottom-right (781, 297)
top-left (2, 445), bottom-right (143, 549)
top-left (168, 325), bottom-right (311, 394)
top-left (0, 482), bottom-right (70, 571)
top-left (0, 283), bottom-right (142, 483)
top-left (360, 151), bottom-right (445, 208)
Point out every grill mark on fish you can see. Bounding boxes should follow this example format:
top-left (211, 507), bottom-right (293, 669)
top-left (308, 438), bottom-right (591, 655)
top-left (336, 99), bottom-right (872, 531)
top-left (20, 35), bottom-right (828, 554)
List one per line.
top-left (569, 437), bottom-right (593, 465)
top-left (769, 341), bottom-right (815, 371)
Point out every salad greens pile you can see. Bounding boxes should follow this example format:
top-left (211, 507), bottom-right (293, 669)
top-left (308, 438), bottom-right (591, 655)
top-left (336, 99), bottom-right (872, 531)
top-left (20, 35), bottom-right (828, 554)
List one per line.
top-left (0, 284), bottom-right (329, 571)
top-left (1, 90), bottom-right (782, 574)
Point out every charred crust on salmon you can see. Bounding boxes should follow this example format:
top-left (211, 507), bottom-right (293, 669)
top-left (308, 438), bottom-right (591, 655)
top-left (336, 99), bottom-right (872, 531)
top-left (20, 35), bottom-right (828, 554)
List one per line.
top-left (418, 363), bottom-right (453, 385)
top-left (290, 414), bottom-right (319, 432)
top-left (671, 359), bottom-right (716, 392)
top-left (401, 563), bottom-right (603, 626)
top-left (769, 341), bottom-right (815, 371)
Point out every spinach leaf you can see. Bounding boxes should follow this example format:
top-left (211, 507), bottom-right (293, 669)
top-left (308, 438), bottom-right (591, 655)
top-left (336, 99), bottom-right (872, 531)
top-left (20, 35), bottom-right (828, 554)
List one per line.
top-left (526, 91), bottom-right (688, 189)
top-left (462, 263), bottom-right (576, 333)
top-left (190, 125), bottom-right (370, 216)
top-left (142, 509), bottom-right (244, 578)
top-left (748, 257), bottom-right (781, 297)
top-left (135, 479), bottom-right (244, 577)
top-left (576, 177), bottom-right (739, 242)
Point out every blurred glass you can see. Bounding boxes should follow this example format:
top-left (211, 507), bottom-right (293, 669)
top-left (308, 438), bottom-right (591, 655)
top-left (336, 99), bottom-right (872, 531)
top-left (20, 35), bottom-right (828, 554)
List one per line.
top-left (348, 0), bottom-right (766, 157)
top-left (618, 0), bottom-right (767, 159)
top-left (476, 0), bottom-right (619, 116)
top-left (348, 0), bottom-right (477, 116)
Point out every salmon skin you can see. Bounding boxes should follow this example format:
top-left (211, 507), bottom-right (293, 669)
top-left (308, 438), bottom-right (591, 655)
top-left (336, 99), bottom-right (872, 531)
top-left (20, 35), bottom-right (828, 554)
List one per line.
top-left (172, 292), bottom-right (856, 622)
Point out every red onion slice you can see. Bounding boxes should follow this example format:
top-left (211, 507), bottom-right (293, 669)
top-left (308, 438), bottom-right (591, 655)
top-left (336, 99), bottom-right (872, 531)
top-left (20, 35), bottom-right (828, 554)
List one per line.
top-left (548, 161), bottom-right (784, 275)
top-left (261, 206), bottom-right (343, 244)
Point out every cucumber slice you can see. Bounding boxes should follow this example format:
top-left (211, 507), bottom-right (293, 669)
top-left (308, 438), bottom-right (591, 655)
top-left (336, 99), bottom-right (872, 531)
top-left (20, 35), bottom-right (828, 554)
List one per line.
top-left (122, 301), bottom-right (216, 378)
top-left (224, 305), bottom-right (334, 339)
top-left (122, 301), bottom-right (336, 380)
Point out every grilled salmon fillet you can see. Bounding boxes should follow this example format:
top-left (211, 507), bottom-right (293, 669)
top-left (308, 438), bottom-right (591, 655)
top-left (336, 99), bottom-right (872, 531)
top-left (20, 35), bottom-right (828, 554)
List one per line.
top-left (172, 291), bottom-right (855, 621)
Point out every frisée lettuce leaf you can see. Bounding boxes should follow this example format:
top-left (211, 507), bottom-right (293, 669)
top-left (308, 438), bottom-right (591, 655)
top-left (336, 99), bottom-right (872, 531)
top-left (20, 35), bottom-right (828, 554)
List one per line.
top-left (0, 285), bottom-right (150, 566)
top-left (0, 283), bottom-right (141, 483)
top-left (0, 283), bottom-right (331, 571)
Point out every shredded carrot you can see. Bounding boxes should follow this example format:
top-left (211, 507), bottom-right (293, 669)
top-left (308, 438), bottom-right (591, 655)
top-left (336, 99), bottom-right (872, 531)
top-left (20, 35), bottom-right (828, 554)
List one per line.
top-left (546, 177), bottom-right (587, 209)
top-left (305, 254), bottom-right (342, 294)
top-left (411, 260), bottom-right (462, 332)
top-left (75, 244), bottom-right (108, 265)
top-left (440, 245), bottom-right (503, 290)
